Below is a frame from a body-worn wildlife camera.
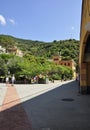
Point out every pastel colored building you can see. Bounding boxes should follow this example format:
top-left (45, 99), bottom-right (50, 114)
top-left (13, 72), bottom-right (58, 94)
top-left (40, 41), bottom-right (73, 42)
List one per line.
top-left (6, 46), bottom-right (23, 57)
top-left (79, 0), bottom-right (90, 94)
top-left (0, 46), bottom-right (6, 54)
top-left (53, 56), bottom-right (76, 79)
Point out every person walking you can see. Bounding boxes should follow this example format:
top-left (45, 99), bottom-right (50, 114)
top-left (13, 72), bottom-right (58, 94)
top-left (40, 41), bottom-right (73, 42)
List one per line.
top-left (6, 76), bottom-right (9, 84)
top-left (11, 75), bottom-right (15, 86)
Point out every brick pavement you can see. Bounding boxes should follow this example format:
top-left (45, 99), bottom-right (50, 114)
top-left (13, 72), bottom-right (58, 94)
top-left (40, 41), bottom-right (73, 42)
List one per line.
top-left (0, 84), bottom-right (33, 130)
top-left (1, 81), bottom-right (90, 130)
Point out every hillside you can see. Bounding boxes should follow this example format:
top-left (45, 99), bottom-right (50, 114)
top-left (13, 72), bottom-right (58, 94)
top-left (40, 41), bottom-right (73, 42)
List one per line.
top-left (0, 34), bottom-right (79, 64)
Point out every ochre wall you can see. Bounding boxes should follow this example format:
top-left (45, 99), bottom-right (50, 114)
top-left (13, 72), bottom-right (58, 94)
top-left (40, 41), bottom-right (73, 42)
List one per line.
top-left (80, 0), bottom-right (90, 93)
top-left (87, 63), bottom-right (90, 86)
top-left (80, 0), bottom-right (90, 63)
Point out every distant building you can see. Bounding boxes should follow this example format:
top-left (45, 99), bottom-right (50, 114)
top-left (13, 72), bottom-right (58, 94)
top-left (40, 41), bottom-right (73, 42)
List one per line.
top-left (6, 46), bottom-right (23, 57)
top-left (0, 46), bottom-right (6, 54)
top-left (6, 46), bottom-right (17, 55)
top-left (16, 49), bottom-right (23, 57)
top-left (53, 55), bottom-right (62, 65)
top-left (53, 55), bottom-right (76, 79)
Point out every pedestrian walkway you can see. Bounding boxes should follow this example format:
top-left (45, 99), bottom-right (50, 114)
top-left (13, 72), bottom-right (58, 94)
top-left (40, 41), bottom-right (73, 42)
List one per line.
top-left (0, 80), bottom-right (90, 130)
top-left (0, 84), bottom-right (32, 130)
top-left (0, 83), bottom-right (7, 109)
top-left (15, 80), bottom-right (63, 102)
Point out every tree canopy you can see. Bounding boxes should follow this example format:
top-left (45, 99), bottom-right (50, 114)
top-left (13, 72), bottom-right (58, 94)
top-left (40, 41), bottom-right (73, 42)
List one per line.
top-left (0, 35), bottom-right (79, 82)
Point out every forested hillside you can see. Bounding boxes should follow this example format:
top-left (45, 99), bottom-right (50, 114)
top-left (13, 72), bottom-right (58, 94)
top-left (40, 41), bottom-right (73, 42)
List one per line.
top-left (0, 35), bottom-right (79, 63)
top-left (0, 35), bottom-right (80, 81)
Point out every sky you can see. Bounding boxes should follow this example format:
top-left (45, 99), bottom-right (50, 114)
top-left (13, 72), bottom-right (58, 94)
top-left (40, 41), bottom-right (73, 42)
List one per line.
top-left (0, 0), bottom-right (82, 42)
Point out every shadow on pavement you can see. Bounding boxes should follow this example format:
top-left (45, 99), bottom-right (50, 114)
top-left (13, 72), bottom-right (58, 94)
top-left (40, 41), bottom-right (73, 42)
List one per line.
top-left (0, 80), bottom-right (90, 130)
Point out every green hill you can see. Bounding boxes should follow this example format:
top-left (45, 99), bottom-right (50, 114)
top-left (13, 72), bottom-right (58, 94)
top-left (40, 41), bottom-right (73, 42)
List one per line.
top-left (0, 34), bottom-right (79, 65)
top-left (0, 35), bottom-right (80, 80)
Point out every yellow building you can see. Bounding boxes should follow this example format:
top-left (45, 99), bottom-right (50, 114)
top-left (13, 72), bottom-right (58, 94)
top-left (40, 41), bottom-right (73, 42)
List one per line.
top-left (53, 56), bottom-right (76, 79)
top-left (6, 46), bottom-right (23, 57)
top-left (7, 46), bottom-right (17, 54)
top-left (79, 0), bottom-right (90, 94)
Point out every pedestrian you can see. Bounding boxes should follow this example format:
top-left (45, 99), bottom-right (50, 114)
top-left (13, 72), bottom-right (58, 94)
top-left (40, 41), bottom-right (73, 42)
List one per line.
top-left (6, 76), bottom-right (9, 84)
top-left (11, 75), bottom-right (15, 85)
top-left (61, 74), bottom-right (64, 82)
top-left (76, 74), bottom-right (79, 81)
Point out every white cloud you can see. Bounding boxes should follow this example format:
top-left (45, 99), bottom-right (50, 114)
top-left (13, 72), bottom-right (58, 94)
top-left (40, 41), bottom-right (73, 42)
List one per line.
top-left (71, 26), bottom-right (75, 30)
top-left (9, 19), bottom-right (16, 25)
top-left (0, 14), bottom-right (6, 25)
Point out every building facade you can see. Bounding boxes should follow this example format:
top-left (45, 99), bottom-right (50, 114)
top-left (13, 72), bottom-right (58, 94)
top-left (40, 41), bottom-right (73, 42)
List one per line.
top-left (53, 56), bottom-right (76, 79)
top-left (79, 0), bottom-right (90, 94)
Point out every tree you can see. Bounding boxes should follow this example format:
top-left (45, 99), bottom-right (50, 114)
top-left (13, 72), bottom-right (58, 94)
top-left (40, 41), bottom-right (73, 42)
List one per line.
top-left (0, 57), bottom-right (8, 76)
top-left (7, 56), bottom-right (22, 75)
